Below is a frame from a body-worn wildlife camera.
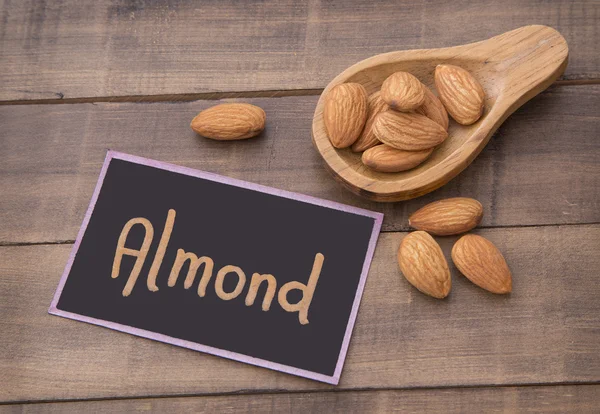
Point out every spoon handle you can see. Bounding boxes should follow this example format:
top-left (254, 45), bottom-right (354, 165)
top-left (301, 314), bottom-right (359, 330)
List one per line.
top-left (467, 25), bottom-right (568, 110)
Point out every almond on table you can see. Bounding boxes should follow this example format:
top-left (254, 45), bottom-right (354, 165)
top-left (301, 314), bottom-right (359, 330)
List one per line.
top-left (409, 197), bottom-right (483, 236)
top-left (398, 231), bottom-right (451, 299)
top-left (451, 234), bottom-right (512, 294)
top-left (190, 103), bottom-right (266, 140)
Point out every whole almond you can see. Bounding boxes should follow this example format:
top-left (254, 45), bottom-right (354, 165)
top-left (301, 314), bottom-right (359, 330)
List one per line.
top-left (323, 83), bottom-right (368, 148)
top-left (416, 85), bottom-right (449, 130)
top-left (362, 145), bottom-right (433, 173)
top-left (373, 111), bottom-right (448, 151)
top-left (434, 64), bottom-right (485, 125)
top-left (190, 103), bottom-right (266, 140)
top-left (398, 231), bottom-right (451, 299)
top-left (452, 234), bottom-right (512, 294)
top-left (351, 91), bottom-right (388, 152)
top-left (381, 72), bottom-right (425, 111)
top-left (409, 197), bottom-right (483, 236)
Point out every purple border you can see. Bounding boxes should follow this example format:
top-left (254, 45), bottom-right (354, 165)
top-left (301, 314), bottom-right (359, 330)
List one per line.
top-left (48, 150), bottom-right (383, 385)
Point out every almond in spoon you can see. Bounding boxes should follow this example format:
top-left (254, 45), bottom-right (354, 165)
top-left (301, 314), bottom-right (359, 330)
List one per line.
top-left (351, 91), bottom-right (388, 152)
top-left (362, 145), bottom-right (433, 173)
top-left (416, 85), bottom-right (449, 130)
top-left (381, 71), bottom-right (425, 111)
top-left (373, 111), bottom-right (448, 151)
top-left (323, 83), bottom-right (368, 148)
top-left (434, 64), bottom-right (485, 125)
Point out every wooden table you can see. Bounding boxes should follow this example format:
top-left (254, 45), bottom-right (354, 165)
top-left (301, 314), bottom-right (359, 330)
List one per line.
top-left (1, 1), bottom-right (599, 412)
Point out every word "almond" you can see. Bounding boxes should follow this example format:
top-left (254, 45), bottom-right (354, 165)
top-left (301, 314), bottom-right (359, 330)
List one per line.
top-left (111, 209), bottom-right (324, 325)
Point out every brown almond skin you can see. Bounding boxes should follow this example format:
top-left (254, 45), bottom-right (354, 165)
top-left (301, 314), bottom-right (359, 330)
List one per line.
top-left (373, 111), bottom-right (448, 151)
top-left (351, 91), bottom-right (388, 152)
top-left (416, 85), bottom-right (449, 130)
top-left (190, 103), bottom-right (266, 140)
top-left (362, 145), bottom-right (433, 173)
top-left (381, 72), bottom-right (425, 111)
top-left (398, 231), bottom-right (451, 299)
top-left (452, 234), bottom-right (512, 294)
top-left (435, 64), bottom-right (485, 125)
top-left (409, 197), bottom-right (483, 236)
top-left (323, 83), bottom-right (368, 148)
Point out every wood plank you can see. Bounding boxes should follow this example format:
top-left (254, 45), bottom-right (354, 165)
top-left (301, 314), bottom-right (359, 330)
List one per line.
top-left (1, 225), bottom-right (598, 402)
top-left (2, 385), bottom-right (599, 413)
top-left (1, 85), bottom-right (599, 244)
top-left (1, 0), bottom-right (598, 101)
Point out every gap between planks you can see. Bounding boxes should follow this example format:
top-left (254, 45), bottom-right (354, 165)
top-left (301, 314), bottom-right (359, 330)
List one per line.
top-left (0, 89), bottom-right (324, 106)
top-left (0, 222), bottom-right (598, 248)
top-left (0, 79), bottom-right (598, 106)
top-left (1, 381), bottom-right (598, 407)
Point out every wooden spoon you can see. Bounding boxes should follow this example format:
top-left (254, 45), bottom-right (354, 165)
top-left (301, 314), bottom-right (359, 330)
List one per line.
top-left (312, 25), bottom-right (568, 202)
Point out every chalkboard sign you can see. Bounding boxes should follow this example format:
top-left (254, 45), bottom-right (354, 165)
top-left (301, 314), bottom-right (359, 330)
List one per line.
top-left (49, 151), bottom-right (383, 384)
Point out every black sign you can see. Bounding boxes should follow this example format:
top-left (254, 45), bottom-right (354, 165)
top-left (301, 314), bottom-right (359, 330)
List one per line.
top-left (49, 151), bottom-right (382, 384)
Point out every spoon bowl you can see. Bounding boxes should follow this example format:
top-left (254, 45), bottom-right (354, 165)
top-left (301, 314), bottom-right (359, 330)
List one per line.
top-left (312, 25), bottom-right (568, 202)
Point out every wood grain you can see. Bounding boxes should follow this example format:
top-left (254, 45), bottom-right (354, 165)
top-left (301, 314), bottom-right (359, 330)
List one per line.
top-left (1, 0), bottom-right (599, 102)
top-left (312, 25), bottom-right (569, 201)
top-left (2, 385), bottom-right (599, 413)
top-left (1, 225), bottom-right (598, 402)
top-left (0, 86), bottom-right (599, 244)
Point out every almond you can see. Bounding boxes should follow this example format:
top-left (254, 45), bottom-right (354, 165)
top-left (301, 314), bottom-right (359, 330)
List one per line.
top-left (373, 111), bottom-right (448, 151)
top-left (434, 64), bottom-right (485, 125)
top-left (381, 72), bottom-right (425, 111)
top-left (190, 103), bottom-right (266, 140)
top-left (362, 145), bottom-right (433, 173)
top-left (351, 91), bottom-right (388, 152)
top-left (398, 231), bottom-right (451, 299)
top-left (416, 85), bottom-right (449, 130)
top-left (323, 83), bottom-right (368, 148)
top-left (409, 197), bottom-right (483, 236)
top-left (451, 234), bottom-right (512, 294)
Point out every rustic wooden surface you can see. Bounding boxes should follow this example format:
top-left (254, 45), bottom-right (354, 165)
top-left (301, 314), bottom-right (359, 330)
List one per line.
top-left (1, 0), bottom-right (599, 412)
top-left (1, 0), bottom-right (599, 102)
top-left (1, 86), bottom-right (598, 244)
top-left (2, 385), bottom-right (599, 413)
top-left (1, 226), bottom-right (599, 402)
